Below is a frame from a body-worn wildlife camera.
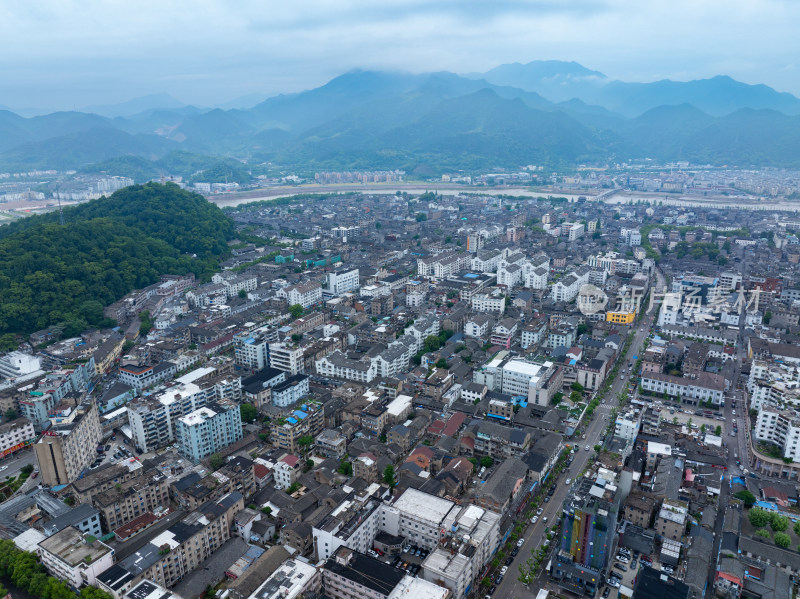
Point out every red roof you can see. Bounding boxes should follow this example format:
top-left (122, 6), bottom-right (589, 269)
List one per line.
top-left (281, 454), bottom-right (300, 468)
top-left (428, 420), bottom-right (446, 436)
top-left (254, 464), bottom-right (271, 479)
top-left (442, 412), bottom-right (466, 437)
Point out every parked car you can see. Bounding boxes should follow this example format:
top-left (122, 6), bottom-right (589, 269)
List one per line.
top-left (614, 563), bottom-right (627, 572)
top-left (495, 575), bottom-right (503, 584)
top-left (531, 516), bottom-right (538, 524)
top-left (537, 507), bottom-right (544, 515)
top-left (602, 587), bottom-right (611, 598)
top-left (500, 566), bottom-right (508, 576)
top-left (505, 557), bottom-right (513, 566)
top-left (517, 538), bottom-right (525, 548)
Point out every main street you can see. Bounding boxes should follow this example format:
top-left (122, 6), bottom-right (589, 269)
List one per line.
top-left (493, 295), bottom-right (658, 599)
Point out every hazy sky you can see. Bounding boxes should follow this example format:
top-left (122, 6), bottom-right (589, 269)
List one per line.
top-left (2, 0), bottom-right (798, 111)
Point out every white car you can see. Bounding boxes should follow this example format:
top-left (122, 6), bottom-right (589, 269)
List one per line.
top-left (517, 538), bottom-right (525, 548)
top-left (531, 516), bottom-right (539, 524)
top-left (585, 445), bottom-right (590, 451)
top-left (565, 478), bottom-right (572, 485)
top-left (0, 465), bottom-right (7, 471)
top-left (537, 507), bottom-right (544, 515)
top-left (500, 566), bottom-right (508, 576)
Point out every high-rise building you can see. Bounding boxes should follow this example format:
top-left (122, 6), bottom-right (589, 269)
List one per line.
top-left (175, 399), bottom-right (243, 463)
top-left (34, 400), bottom-right (102, 487)
top-left (126, 382), bottom-right (206, 453)
top-left (550, 471), bottom-right (622, 596)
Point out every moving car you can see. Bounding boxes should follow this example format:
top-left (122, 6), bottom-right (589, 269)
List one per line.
top-left (565, 478), bottom-right (571, 485)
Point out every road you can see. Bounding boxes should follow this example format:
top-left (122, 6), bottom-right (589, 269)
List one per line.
top-left (493, 301), bottom-right (658, 599)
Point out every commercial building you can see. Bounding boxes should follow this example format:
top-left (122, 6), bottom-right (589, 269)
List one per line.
top-left (0, 417), bottom-right (35, 457)
top-left (640, 372), bottom-right (725, 406)
top-left (551, 470), bottom-right (621, 596)
top-left (34, 400), bottom-right (103, 487)
top-left (175, 399), bottom-right (243, 463)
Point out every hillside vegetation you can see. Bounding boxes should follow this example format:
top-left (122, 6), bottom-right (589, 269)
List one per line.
top-left (0, 183), bottom-right (234, 335)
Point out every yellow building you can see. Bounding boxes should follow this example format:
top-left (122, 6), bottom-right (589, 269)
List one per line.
top-left (606, 310), bottom-right (636, 325)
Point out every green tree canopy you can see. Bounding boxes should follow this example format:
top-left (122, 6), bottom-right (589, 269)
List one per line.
top-left (748, 507), bottom-right (770, 528)
top-left (288, 304), bottom-right (304, 319)
top-left (240, 403), bottom-right (257, 423)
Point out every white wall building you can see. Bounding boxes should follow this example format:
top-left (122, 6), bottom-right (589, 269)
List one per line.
top-left (326, 268), bottom-right (360, 297)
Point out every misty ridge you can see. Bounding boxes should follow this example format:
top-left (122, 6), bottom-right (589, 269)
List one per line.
top-left (3, 60), bottom-right (800, 175)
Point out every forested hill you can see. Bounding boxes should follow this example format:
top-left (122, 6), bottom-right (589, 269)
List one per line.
top-left (0, 183), bottom-right (234, 335)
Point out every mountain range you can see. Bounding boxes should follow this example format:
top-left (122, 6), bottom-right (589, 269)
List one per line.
top-left (3, 60), bottom-right (800, 174)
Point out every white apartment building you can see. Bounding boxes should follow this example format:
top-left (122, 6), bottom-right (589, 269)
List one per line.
top-left (640, 372), bottom-right (725, 405)
top-left (614, 410), bottom-right (641, 443)
top-left (464, 315), bottom-right (492, 339)
top-left (562, 222), bottom-right (585, 241)
top-left (211, 273), bottom-right (257, 297)
top-left (471, 249), bottom-right (502, 273)
top-left (273, 460), bottom-right (299, 490)
top-left (500, 359), bottom-right (545, 397)
top-left (38, 526), bottom-right (114, 589)
top-left (269, 342), bottom-right (305, 375)
top-left (755, 407), bottom-right (800, 462)
top-left (233, 325), bottom-right (277, 371)
top-left (279, 281), bottom-right (323, 308)
top-left (127, 383), bottom-right (206, 453)
top-left (525, 266), bottom-right (548, 290)
top-left (326, 268), bottom-right (360, 297)
top-left (551, 272), bottom-right (583, 303)
top-left (471, 293), bottom-right (505, 314)
top-left (520, 321), bottom-right (547, 349)
top-left (404, 316), bottom-right (440, 352)
top-left (315, 351), bottom-right (378, 383)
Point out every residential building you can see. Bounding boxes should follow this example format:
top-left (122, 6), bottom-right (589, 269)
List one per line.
top-left (270, 374), bottom-right (310, 407)
top-left (93, 469), bottom-right (170, 531)
top-left (175, 399), bottom-right (243, 463)
top-left (269, 342), bottom-right (305, 375)
top-left (247, 556), bottom-right (321, 599)
top-left (96, 492), bottom-right (244, 596)
top-left (127, 383), bottom-right (207, 453)
top-left (42, 503), bottom-right (103, 538)
top-left (34, 400), bottom-right (102, 487)
top-left (471, 293), bottom-right (505, 314)
top-left (640, 372), bottom-right (725, 406)
top-left (326, 268), bottom-right (360, 297)
top-left (655, 499), bottom-right (689, 542)
top-left (38, 526), bottom-right (114, 589)
top-left (271, 400), bottom-right (324, 454)
top-left (279, 281), bottom-right (323, 308)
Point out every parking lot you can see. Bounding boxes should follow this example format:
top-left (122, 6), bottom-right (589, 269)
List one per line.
top-left (603, 548), bottom-right (674, 598)
top-left (381, 543), bottom-right (430, 578)
top-left (88, 433), bottom-right (134, 471)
